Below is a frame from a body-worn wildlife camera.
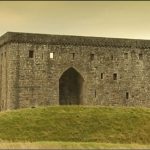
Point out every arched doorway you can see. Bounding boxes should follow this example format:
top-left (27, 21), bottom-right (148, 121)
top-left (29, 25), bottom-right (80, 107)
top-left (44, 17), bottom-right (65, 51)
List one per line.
top-left (59, 67), bottom-right (84, 105)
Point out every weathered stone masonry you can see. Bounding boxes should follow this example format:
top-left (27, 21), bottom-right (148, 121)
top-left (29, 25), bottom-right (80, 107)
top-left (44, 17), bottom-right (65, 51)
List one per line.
top-left (0, 32), bottom-right (150, 110)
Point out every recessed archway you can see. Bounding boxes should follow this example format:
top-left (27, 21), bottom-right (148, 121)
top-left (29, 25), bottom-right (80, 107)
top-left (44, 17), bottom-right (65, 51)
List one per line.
top-left (59, 67), bottom-right (84, 105)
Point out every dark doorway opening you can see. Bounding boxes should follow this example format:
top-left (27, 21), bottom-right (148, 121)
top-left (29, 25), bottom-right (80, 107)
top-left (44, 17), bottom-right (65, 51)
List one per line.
top-left (59, 67), bottom-right (84, 105)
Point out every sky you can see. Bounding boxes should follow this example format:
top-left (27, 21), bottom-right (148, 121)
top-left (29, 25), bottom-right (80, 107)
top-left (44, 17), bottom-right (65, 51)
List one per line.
top-left (1, 1), bottom-right (150, 39)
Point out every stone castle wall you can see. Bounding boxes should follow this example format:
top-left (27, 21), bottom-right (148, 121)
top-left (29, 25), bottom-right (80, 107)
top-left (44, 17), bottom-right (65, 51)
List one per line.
top-left (0, 32), bottom-right (150, 110)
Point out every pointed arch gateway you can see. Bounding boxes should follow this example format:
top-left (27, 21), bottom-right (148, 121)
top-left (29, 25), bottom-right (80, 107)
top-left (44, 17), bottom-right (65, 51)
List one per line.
top-left (59, 67), bottom-right (84, 105)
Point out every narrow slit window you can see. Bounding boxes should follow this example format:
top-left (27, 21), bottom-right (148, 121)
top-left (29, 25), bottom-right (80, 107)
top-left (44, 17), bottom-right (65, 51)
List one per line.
top-left (50, 52), bottom-right (54, 59)
top-left (101, 73), bottom-right (104, 79)
top-left (111, 55), bottom-right (113, 60)
top-left (126, 92), bottom-right (129, 99)
top-left (72, 53), bottom-right (75, 60)
top-left (29, 50), bottom-right (34, 58)
top-left (139, 53), bottom-right (143, 60)
top-left (1, 53), bottom-right (3, 60)
top-left (90, 54), bottom-right (94, 61)
top-left (124, 53), bottom-right (128, 59)
top-left (95, 90), bottom-right (96, 98)
top-left (42, 53), bottom-right (44, 60)
top-left (113, 73), bottom-right (117, 80)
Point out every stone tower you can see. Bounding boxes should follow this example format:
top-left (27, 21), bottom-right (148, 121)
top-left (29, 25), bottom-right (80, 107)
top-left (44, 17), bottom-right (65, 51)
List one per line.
top-left (0, 32), bottom-right (150, 110)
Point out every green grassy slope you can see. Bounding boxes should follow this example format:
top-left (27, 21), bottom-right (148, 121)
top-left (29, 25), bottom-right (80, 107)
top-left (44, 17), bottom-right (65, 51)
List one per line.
top-left (0, 106), bottom-right (149, 144)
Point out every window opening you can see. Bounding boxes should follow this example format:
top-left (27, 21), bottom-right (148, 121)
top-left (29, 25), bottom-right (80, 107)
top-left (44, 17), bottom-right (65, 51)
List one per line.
top-left (29, 50), bottom-right (34, 58)
top-left (124, 53), bottom-right (128, 59)
top-left (1, 53), bottom-right (3, 60)
top-left (113, 73), bottom-right (117, 80)
top-left (111, 55), bottom-right (113, 60)
top-left (139, 53), bottom-right (143, 60)
top-left (72, 53), bottom-right (75, 60)
top-left (90, 53), bottom-right (94, 61)
top-left (101, 73), bottom-right (104, 79)
top-left (42, 53), bottom-right (44, 60)
top-left (50, 52), bottom-right (54, 59)
top-left (126, 92), bottom-right (129, 99)
top-left (95, 90), bottom-right (96, 98)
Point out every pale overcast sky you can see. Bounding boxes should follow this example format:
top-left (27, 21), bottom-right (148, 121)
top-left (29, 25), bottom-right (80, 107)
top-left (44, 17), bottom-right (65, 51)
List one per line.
top-left (1, 1), bottom-right (150, 39)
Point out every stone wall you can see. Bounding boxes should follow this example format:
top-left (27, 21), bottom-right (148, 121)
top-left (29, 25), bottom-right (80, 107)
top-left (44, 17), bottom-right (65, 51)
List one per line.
top-left (0, 32), bottom-right (150, 110)
top-left (0, 45), bottom-right (8, 110)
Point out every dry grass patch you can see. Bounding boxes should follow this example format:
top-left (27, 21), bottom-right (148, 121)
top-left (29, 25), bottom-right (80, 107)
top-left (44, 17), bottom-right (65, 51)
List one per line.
top-left (0, 141), bottom-right (150, 149)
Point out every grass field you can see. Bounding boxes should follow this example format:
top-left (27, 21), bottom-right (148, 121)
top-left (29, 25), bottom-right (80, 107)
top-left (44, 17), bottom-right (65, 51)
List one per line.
top-left (0, 106), bottom-right (149, 146)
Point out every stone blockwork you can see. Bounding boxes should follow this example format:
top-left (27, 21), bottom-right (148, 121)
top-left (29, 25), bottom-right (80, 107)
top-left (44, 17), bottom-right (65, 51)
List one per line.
top-left (0, 32), bottom-right (150, 110)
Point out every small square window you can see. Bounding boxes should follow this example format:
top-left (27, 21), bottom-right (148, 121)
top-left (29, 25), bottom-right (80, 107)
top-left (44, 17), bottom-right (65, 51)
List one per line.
top-left (90, 54), bottom-right (94, 61)
top-left (113, 73), bottom-right (117, 80)
top-left (29, 50), bottom-right (34, 58)
top-left (139, 53), bottom-right (143, 60)
top-left (50, 52), bottom-right (54, 59)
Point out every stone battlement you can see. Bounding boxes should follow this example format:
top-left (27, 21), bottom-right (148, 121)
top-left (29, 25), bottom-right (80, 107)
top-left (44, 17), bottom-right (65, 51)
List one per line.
top-left (1, 32), bottom-right (150, 48)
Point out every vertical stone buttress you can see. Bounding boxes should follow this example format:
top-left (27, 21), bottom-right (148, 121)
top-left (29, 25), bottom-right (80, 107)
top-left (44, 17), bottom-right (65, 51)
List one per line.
top-left (6, 43), bottom-right (20, 109)
top-left (0, 53), bottom-right (2, 110)
top-left (0, 45), bottom-right (8, 111)
top-left (5, 52), bottom-right (7, 109)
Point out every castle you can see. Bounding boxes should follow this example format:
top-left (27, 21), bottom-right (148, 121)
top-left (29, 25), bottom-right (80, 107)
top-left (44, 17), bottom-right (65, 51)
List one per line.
top-left (0, 32), bottom-right (150, 111)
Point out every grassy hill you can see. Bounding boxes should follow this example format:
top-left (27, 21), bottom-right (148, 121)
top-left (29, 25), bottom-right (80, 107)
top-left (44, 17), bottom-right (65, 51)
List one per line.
top-left (0, 106), bottom-right (149, 144)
